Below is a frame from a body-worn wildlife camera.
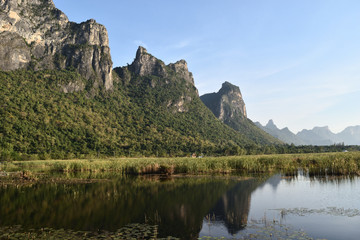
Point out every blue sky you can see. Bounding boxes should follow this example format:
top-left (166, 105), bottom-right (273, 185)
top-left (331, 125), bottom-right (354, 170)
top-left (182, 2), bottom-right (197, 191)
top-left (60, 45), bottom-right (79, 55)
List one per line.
top-left (53, 0), bottom-right (360, 133)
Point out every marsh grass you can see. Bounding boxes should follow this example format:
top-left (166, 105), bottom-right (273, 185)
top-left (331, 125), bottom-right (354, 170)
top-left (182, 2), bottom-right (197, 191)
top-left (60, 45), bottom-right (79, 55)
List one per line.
top-left (2, 152), bottom-right (360, 176)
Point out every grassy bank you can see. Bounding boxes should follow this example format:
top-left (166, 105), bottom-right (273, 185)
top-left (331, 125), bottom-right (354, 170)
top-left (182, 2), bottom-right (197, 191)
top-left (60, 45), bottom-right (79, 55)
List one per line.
top-left (1, 152), bottom-right (360, 176)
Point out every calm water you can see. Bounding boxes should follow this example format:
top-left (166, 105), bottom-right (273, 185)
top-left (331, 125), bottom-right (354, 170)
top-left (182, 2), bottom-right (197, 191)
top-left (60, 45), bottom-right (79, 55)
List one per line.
top-left (0, 173), bottom-right (359, 239)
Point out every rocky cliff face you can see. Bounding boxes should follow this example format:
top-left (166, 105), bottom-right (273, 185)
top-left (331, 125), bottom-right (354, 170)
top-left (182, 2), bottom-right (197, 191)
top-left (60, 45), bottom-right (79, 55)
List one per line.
top-left (200, 81), bottom-right (247, 121)
top-left (117, 46), bottom-right (197, 113)
top-left (130, 46), bottom-right (167, 77)
top-left (0, 0), bottom-right (113, 90)
top-left (200, 82), bottom-right (281, 144)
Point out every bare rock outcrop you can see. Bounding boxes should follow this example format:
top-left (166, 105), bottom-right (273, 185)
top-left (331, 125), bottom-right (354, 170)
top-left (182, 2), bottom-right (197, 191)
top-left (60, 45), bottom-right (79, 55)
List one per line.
top-left (0, 31), bottom-right (31, 70)
top-left (168, 59), bottom-right (194, 85)
top-left (0, 0), bottom-right (113, 90)
top-left (130, 46), bottom-right (167, 77)
top-left (201, 81), bottom-right (247, 121)
top-left (117, 46), bottom-right (198, 113)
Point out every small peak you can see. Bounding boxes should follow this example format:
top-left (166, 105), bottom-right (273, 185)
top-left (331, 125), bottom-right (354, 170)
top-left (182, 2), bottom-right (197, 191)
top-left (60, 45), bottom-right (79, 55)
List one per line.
top-left (266, 120), bottom-right (277, 129)
top-left (222, 81), bottom-right (235, 88)
top-left (136, 46), bottom-right (148, 59)
top-left (176, 59), bottom-right (187, 65)
top-left (169, 59), bottom-right (188, 71)
top-left (168, 59), bottom-right (194, 85)
top-left (87, 19), bottom-right (97, 23)
top-left (130, 46), bottom-right (167, 77)
top-left (219, 81), bottom-right (241, 94)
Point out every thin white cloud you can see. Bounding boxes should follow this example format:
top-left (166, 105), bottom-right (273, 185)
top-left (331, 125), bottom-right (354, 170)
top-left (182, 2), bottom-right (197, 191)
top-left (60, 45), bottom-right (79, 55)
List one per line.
top-left (171, 39), bottom-right (192, 49)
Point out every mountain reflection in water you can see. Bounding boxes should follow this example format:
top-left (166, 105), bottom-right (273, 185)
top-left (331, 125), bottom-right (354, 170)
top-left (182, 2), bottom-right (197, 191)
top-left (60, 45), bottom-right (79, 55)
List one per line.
top-left (0, 175), bottom-right (267, 239)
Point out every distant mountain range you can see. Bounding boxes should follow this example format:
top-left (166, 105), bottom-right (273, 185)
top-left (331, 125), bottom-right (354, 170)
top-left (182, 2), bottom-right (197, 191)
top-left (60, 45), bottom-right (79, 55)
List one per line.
top-left (256, 120), bottom-right (360, 146)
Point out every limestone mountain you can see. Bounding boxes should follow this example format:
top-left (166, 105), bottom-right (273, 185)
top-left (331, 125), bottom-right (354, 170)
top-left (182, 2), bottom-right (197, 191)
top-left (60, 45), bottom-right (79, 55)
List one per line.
top-left (255, 120), bottom-right (305, 145)
top-left (0, 0), bottom-right (113, 90)
top-left (116, 46), bottom-right (198, 113)
top-left (201, 82), bottom-right (281, 144)
top-left (113, 47), bottom-right (280, 147)
top-left (201, 81), bottom-right (247, 121)
top-left (0, 1), bottom-right (284, 160)
top-left (297, 127), bottom-right (337, 146)
top-left (257, 120), bottom-right (360, 146)
top-left (0, 46), bottom-right (281, 159)
top-left (338, 126), bottom-right (360, 145)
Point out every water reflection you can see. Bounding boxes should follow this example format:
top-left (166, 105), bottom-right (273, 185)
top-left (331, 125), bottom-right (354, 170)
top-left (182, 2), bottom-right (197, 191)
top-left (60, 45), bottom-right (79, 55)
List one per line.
top-left (0, 175), bottom-right (264, 239)
top-left (206, 178), bottom-right (261, 235)
top-left (1, 173), bottom-right (358, 239)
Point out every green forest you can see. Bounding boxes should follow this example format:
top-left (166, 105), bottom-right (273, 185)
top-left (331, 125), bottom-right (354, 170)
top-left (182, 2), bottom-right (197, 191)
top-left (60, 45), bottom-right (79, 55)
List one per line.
top-left (1, 69), bottom-right (359, 161)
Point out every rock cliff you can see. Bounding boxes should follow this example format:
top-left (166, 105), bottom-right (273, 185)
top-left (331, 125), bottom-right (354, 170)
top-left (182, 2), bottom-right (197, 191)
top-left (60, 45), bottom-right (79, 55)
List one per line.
top-left (117, 46), bottom-right (197, 113)
top-left (0, 0), bottom-right (113, 90)
top-left (201, 81), bottom-right (247, 121)
top-left (201, 82), bottom-right (281, 144)
top-left (130, 46), bottom-right (167, 77)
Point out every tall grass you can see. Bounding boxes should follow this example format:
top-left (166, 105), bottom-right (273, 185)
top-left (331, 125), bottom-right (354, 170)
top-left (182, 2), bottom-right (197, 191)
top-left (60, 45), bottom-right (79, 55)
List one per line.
top-left (2, 152), bottom-right (360, 176)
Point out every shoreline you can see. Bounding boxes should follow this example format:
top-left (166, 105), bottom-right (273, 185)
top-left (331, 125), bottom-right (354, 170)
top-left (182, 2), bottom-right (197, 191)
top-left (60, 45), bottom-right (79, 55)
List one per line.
top-left (1, 152), bottom-right (359, 176)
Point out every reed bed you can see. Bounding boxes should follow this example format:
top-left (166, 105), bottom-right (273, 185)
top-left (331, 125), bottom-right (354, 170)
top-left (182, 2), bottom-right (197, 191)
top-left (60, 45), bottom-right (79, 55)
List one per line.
top-left (2, 152), bottom-right (360, 176)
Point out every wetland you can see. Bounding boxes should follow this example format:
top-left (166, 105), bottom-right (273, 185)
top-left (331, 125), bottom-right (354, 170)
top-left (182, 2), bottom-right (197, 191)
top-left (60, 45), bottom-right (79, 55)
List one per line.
top-left (0, 167), bottom-right (359, 239)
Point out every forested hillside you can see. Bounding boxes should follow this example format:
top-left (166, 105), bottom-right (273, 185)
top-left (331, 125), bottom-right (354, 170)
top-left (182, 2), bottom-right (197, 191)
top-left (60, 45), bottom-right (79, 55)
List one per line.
top-left (0, 61), bottom-right (279, 160)
top-left (0, 0), bottom-right (283, 161)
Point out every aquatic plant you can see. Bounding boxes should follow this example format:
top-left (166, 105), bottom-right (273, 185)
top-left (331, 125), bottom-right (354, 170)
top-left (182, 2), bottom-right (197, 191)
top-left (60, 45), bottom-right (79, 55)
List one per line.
top-left (2, 152), bottom-right (360, 176)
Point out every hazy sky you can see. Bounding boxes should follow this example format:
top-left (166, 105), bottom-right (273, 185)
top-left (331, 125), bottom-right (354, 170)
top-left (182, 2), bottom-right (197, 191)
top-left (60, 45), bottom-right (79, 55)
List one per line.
top-left (53, 0), bottom-right (360, 133)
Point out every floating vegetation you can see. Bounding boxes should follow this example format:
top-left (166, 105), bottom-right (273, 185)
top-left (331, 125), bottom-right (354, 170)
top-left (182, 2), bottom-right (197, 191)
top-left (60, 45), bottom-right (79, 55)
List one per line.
top-left (0, 222), bottom-right (325, 240)
top-left (0, 224), bottom-right (179, 240)
top-left (200, 219), bottom-right (324, 240)
top-left (272, 207), bottom-right (360, 218)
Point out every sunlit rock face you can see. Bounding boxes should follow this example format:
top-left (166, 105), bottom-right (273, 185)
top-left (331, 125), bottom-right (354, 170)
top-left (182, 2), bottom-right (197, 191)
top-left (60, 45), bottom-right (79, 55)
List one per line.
top-left (168, 59), bottom-right (195, 86)
top-left (130, 46), bottom-right (167, 77)
top-left (201, 81), bottom-right (247, 121)
top-left (0, 0), bottom-right (113, 90)
top-left (119, 46), bottom-right (198, 113)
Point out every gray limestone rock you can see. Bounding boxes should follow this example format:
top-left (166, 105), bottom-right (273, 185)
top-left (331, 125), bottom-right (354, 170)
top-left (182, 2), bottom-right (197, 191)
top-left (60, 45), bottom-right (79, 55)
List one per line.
top-left (0, 31), bottom-right (31, 70)
top-left (130, 46), bottom-right (167, 77)
top-left (168, 59), bottom-right (194, 85)
top-left (201, 81), bottom-right (247, 121)
top-left (117, 46), bottom-right (198, 113)
top-left (0, 0), bottom-right (113, 90)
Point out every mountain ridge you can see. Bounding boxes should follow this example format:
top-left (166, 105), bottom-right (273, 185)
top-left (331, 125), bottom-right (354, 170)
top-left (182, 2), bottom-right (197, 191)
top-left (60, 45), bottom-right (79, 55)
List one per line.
top-left (200, 82), bottom-right (282, 145)
top-left (0, 0), bottom-right (285, 160)
top-left (257, 120), bottom-right (360, 146)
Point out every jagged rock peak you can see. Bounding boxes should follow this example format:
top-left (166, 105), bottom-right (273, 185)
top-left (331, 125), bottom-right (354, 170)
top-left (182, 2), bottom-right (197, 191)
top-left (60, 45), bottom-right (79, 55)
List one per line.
top-left (219, 81), bottom-right (241, 94)
top-left (130, 46), bottom-right (167, 77)
top-left (1, 0), bottom-right (55, 11)
top-left (0, 0), bottom-right (113, 90)
top-left (266, 119), bottom-right (277, 129)
top-left (200, 81), bottom-right (247, 120)
top-left (130, 46), bottom-right (195, 85)
top-left (168, 59), bottom-right (194, 85)
top-left (135, 46), bottom-right (148, 58)
top-left (218, 81), bottom-right (247, 119)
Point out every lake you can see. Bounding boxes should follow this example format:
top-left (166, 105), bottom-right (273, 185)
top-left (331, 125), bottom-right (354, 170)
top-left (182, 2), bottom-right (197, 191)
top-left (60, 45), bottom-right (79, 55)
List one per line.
top-left (0, 172), bottom-right (359, 239)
